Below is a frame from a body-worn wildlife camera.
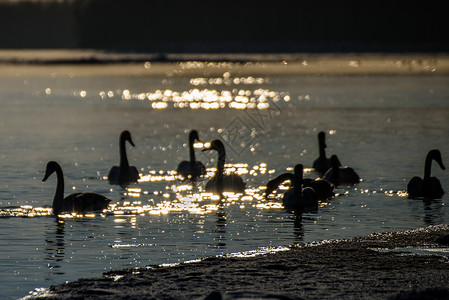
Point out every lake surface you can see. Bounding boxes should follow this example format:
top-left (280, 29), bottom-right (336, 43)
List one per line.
top-left (0, 60), bottom-right (448, 299)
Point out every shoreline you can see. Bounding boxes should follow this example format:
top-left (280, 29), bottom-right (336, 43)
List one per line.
top-left (30, 225), bottom-right (449, 299)
top-left (1, 50), bottom-right (449, 77)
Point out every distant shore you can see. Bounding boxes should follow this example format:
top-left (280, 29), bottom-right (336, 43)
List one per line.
top-left (31, 225), bottom-right (449, 300)
top-left (1, 50), bottom-right (449, 78)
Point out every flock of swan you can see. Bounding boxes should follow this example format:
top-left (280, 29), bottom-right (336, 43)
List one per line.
top-left (42, 130), bottom-right (446, 216)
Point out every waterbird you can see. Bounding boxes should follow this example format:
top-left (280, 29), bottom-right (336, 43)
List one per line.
top-left (266, 165), bottom-right (334, 201)
top-left (42, 161), bottom-right (111, 215)
top-left (324, 155), bottom-right (360, 185)
top-left (202, 139), bottom-right (245, 194)
top-left (176, 130), bottom-right (206, 180)
top-left (265, 164), bottom-right (318, 209)
top-left (407, 149), bottom-right (445, 199)
top-left (108, 130), bottom-right (140, 185)
top-left (312, 131), bottom-right (331, 174)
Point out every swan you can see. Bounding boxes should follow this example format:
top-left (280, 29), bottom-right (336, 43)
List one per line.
top-left (266, 166), bottom-right (334, 201)
top-left (313, 131), bottom-right (331, 174)
top-left (265, 164), bottom-right (318, 209)
top-left (201, 139), bottom-right (245, 194)
top-left (42, 161), bottom-right (111, 215)
top-left (108, 130), bottom-right (140, 185)
top-left (407, 149), bottom-right (445, 198)
top-left (303, 177), bottom-right (334, 200)
top-left (176, 130), bottom-right (206, 180)
top-left (324, 155), bottom-right (360, 185)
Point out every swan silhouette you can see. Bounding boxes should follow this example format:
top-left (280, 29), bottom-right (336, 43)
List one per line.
top-left (202, 139), bottom-right (245, 194)
top-left (265, 164), bottom-right (318, 209)
top-left (108, 130), bottom-right (140, 185)
top-left (407, 149), bottom-right (445, 198)
top-left (266, 165), bottom-right (334, 201)
top-left (324, 155), bottom-right (360, 185)
top-left (176, 130), bottom-right (206, 180)
top-left (42, 161), bottom-right (111, 215)
top-left (313, 131), bottom-right (331, 174)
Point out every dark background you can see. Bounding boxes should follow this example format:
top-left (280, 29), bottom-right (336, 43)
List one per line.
top-left (0, 0), bottom-right (448, 53)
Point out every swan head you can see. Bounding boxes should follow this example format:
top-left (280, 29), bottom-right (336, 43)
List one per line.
top-left (318, 131), bottom-right (326, 148)
top-left (189, 130), bottom-right (201, 143)
top-left (42, 161), bottom-right (60, 182)
top-left (265, 179), bottom-right (281, 198)
top-left (202, 139), bottom-right (225, 153)
top-left (294, 164), bottom-right (304, 176)
top-left (429, 149), bottom-right (446, 170)
top-left (120, 130), bottom-right (135, 147)
top-left (330, 155), bottom-right (342, 168)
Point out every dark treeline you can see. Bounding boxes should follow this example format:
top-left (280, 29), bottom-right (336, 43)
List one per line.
top-left (0, 0), bottom-right (448, 53)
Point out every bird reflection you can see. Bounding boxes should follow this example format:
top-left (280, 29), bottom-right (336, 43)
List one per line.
top-left (44, 218), bottom-right (66, 276)
top-left (213, 206), bottom-right (227, 249)
top-left (291, 212), bottom-right (304, 243)
top-left (422, 198), bottom-right (444, 226)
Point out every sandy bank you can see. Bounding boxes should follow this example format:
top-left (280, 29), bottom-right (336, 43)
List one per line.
top-left (32, 225), bottom-right (449, 300)
top-left (1, 50), bottom-right (449, 78)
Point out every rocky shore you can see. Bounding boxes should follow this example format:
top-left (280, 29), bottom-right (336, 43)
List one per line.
top-left (30, 225), bottom-right (449, 300)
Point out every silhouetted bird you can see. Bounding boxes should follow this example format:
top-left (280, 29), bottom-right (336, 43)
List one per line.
top-left (407, 149), bottom-right (445, 199)
top-left (42, 161), bottom-right (110, 215)
top-left (265, 164), bottom-right (318, 209)
top-left (313, 131), bottom-right (331, 174)
top-left (266, 164), bottom-right (334, 201)
top-left (176, 130), bottom-right (206, 180)
top-left (324, 155), bottom-right (360, 185)
top-left (108, 130), bottom-right (140, 185)
top-left (202, 139), bottom-right (245, 194)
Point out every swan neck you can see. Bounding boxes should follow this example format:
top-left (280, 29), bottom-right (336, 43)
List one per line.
top-left (216, 148), bottom-right (226, 177)
top-left (120, 137), bottom-right (130, 169)
top-left (189, 137), bottom-right (196, 163)
top-left (52, 167), bottom-right (65, 213)
top-left (424, 154), bottom-right (433, 179)
top-left (292, 175), bottom-right (303, 197)
top-left (319, 139), bottom-right (326, 158)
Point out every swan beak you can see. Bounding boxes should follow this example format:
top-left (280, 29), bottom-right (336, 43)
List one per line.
top-left (129, 138), bottom-right (135, 147)
top-left (42, 173), bottom-right (50, 182)
top-left (438, 161), bottom-right (446, 170)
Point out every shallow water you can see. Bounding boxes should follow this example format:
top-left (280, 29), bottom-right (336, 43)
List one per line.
top-left (0, 63), bottom-right (448, 299)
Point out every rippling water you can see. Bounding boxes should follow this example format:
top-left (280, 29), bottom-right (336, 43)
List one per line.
top-left (0, 62), bottom-right (448, 299)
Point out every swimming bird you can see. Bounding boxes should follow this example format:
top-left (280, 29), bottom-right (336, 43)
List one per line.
top-left (202, 139), bottom-right (245, 194)
top-left (108, 130), bottom-right (140, 185)
top-left (303, 176), bottom-right (335, 200)
top-left (407, 149), bottom-right (445, 199)
top-left (313, 131), bottom-right (331, 174)
top-left (266, 167), bottom-right (333, 201)
top-left (324, 155), bottom-right (360, 185)
top-left (265, 164), bottom-right (318, 209)
top-left (176, 130), bottom-right (206, 180)
top-left (42, 161), bottom-right (111, 215)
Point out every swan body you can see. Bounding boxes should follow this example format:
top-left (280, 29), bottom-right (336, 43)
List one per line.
top-left (265, 164), bottom-right (318, 209)
top-left (202, 139), bottom-right (245, 194)
top-left (407, 149), bottom-right (445, 198)
top-left (303, 178), bottom-right (334, 200)
top-left (324, 155), bottom-right (360, 185)
top-left (108, 130), bottom-right (140, 185)
top-left (313, 131), bottom-right (331, 174)
top-left (42, 161), bottom-right (111, 215)
top-left (176, 130), bottom-right (206, 180)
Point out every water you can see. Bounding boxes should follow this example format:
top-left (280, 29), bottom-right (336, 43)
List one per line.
top-left (0, 61), bottom-right (448, 299)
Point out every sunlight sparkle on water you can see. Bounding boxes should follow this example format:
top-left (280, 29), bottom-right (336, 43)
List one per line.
top-left (83, 86), bottom-right (289, 111)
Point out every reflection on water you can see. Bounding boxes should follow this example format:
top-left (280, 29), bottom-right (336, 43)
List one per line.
top-left (44, 219), bottom-right (65, 276)
top-left (0, 68), bottom-right (448, 299)
top-left (97, 87), bottom-right (289, 111)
